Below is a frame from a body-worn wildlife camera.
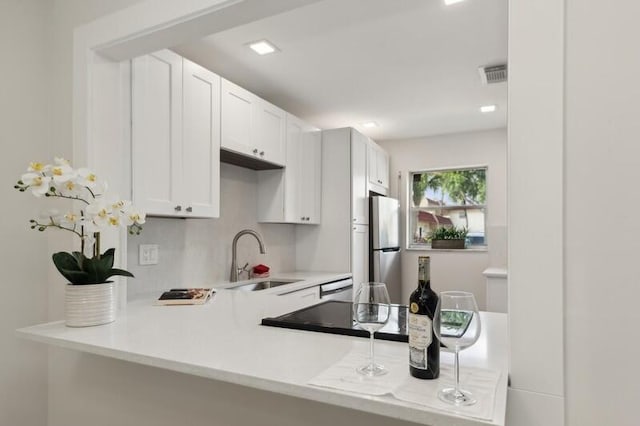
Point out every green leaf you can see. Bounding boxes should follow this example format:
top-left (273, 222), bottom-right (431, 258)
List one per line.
top-left (54, 249), bottom-right (133, 284)
top-left (59, 270), bottom-right (91, 285)
top-left (82, 256), bottom-right (102, 283)
top-left (52, 252), bottom-right (90, 284)
top-left (100, 248), bottom-right (116, 269)
top-left (107, 268), bottom-right (134, 279)
top-left (71, 251), bottom-right (85, 268)
top-left (52, 252), bottom-right (82, 272)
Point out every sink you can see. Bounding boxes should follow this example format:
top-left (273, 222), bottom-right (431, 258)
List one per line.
top-left (230, 280), bottom-right (300, 291)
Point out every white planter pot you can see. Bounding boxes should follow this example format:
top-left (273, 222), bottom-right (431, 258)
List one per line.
top-left (65, 282), bottom-right (116, 327)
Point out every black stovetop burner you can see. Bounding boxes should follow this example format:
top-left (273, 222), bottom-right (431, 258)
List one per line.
top-left (261, 300), bottom-right (408, 342)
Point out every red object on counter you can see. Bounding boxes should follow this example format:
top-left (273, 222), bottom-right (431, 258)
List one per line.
top-left (253, 264), bottom-right (270, 274)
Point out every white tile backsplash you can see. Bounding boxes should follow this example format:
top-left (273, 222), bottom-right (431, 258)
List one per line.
top-left (127, 163), bottom-right (296, 299)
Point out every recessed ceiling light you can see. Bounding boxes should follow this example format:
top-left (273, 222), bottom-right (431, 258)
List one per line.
top-left (480, 105), bottom-right (497, 113)
top-left (444, 0), bottom-right (466, 5)
top-left (248, 39), bottom-right (278, 55)
top-left (361, 121), bottom-right (379, 128)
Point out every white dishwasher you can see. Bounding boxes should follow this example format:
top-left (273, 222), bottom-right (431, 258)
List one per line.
top-left (319, 278), bottom-right (353, 302)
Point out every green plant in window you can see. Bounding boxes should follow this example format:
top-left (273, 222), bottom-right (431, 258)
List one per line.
top-left (428, 226), bottom-right (468, 241)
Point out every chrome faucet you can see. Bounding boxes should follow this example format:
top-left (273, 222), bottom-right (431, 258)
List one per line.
top-left (230, 229), bottom-right (266, 282)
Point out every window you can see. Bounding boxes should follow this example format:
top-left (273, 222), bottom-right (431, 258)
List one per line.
top-left (408, 167), bottom-right (487, 249)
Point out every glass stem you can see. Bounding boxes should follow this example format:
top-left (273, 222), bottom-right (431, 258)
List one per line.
top-left (369, 331), bottom-right (375, 369)
top-left (454, 349), bottom-right (461, 396)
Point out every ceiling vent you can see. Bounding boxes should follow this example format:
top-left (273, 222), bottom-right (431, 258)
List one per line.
top-left (479, 64), bottom-right (507, 85)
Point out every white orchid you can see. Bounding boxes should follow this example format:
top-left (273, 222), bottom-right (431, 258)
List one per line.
top-left (54, 157), bottom-right (71, 166)
top-left (15, 157), bottom-right (145, 258)
top-left (59, 211), bottom-right (83, 228)
top-left (75, 168), bottom-right (98, 189)
top-left (27, 161), bottom-right (47, 173)
top-left (16, 157), bottom-right (144, 285)
top-left (20, 172), bottom-right (51, 197)
top-left (50, 163), bottom-right (75, 184)
top-left (85, 199), bottom-right (113, 229)
top-left (55, 178), bottom-right (84, 197)
top-left (121, 205), bottom-right (146, 227)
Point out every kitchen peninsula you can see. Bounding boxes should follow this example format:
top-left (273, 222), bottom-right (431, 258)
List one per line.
top-left (18, 273), bottom-right (508, 426)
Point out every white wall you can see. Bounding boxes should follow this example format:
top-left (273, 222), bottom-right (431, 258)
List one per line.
top-left (127, 163), bottom-right (297, 298)
top-left (564, 1), bottom-right (640, 425)
top-left (46, 0), bottom-right (147, 320)
top-left (507, 0), bottom-right (565, 424)
top-left (379, 128), bottom-right (507, 310)
top-left (0, 1), bottom-right (51, 425)
top-left (0, 1), bottom-right (143, 425)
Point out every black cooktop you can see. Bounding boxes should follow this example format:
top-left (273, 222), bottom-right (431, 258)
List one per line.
top-left (261, 300), bottom-right (408, 342)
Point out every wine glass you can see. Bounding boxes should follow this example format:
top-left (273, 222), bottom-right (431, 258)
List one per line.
top-left (433, 291), bottom-right (481, 405)
top-left (353, 282), bottom-right (391, 376)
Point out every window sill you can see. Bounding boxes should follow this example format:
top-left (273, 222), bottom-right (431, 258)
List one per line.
top-left (405, 246), bottom-right (488, 253)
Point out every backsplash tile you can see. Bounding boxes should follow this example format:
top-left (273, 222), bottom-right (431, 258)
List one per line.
top-left (127, 163), bottom-right (296, 299)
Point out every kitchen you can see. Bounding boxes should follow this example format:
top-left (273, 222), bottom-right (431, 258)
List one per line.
top-left (2, 1), bottom-right (636, 426)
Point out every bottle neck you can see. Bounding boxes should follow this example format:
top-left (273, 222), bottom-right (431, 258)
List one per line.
top-left (418, 279), bottom-right (431, 291)
top-left (418, 256), bottom-right (431, 290)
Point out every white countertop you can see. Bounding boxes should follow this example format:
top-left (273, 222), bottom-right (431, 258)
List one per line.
top-left (17, 271), bottom-right (508, 426)
top-left (482, 268), bottom-right (508, 279)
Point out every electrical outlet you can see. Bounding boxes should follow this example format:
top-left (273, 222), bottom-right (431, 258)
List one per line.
top-left (139, 244), bottom-right (159, 265)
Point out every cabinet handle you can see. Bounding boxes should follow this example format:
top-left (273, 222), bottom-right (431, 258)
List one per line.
top-left (353, 218), bottom-right (357, 222)
top-left (305, 217), bottom-right (310, 221)
top-left (186, 206), bottom-right (193, 213)
top-left (300, 216), bottom-right (305, 221)
top-left (253, 148), bottom-right (259, 154)
top-left (260, 151), bottom-right (265, 156)
top-left (174, 205), bottom-right (182, 212)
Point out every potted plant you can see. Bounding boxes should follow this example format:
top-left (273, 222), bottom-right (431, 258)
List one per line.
top-left (429, 226), bottom-right (468, 249)
top-left (14, 157), bottom-right (145, 327)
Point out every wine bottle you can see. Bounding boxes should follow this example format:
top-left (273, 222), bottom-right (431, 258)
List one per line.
top-left (408, 256), bottom-right (440, 379)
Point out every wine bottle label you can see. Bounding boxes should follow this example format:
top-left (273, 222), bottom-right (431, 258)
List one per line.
top-left (408, 313), bottom-right (432, 369)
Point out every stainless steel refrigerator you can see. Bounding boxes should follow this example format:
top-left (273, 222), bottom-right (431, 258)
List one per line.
top-left (370, 196), bottom-right (402, 304)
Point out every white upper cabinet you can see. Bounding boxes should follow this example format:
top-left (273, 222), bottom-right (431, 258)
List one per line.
top-left (257, 113), bottom-right (321, 224)
top-left (254, 100), bottom-right (286, 166)
top-left (182, 59), bottom-right (221, 218)
top-left (220, 79), bottom-right (253, 157)
top-left (221, 78), bottom-right (286, 167)
top-left (132, 50), bottom-right (220, 218)
top-left (298, 125), bottom-right (322, 224)
top-left (367, 140), bottom-right (389, 195)
top-left (350, 129), bottom-right (369, 225)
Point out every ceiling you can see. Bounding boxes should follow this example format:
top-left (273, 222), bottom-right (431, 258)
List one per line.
top-left (174, 0), bottom-right (507, 141)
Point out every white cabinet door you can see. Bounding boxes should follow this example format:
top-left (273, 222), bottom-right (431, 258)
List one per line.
top-left (351, 129), bottom-right (369, 225)
top-left (132, 51), bottom-right (221, 218)
top-left (378, 148), bottom-right (389, 189)
top-left (351, 224), bottom-right (369, 289)
top-left (182, 59), bottom-right (221, 218)
top-left (285, 115), bottom-right (302, 223)
top-left (257, 114), bottom-right (321, 224)
top-left (367, 143), bottom-right (379, 187)
top-left (299, 129), bottom-right (322, 224)
top-left (254, 100), bottom-right (286, 166)
top-left (367, 140), bottom-right (389, 195)
top-left (221, 78), bottom-right (254, 157)
top-left (221, 78), bottom-right (286, 167)
top-left (132, 50), bottom-right (183, 216)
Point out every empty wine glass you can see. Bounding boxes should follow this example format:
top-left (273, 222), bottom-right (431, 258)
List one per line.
top-left (353, 282), bottom-right (391, 376)
top-left (433, 291), bottom-right (481, 405)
